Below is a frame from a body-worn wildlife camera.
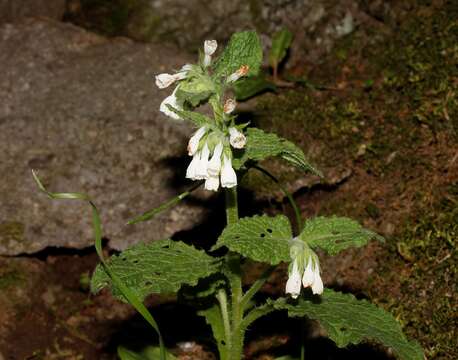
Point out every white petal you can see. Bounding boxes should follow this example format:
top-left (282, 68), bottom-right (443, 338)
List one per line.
top-left (227, 65), bottom-right (249, 83)
top-left (204, 40), bottom-right (217, 56)
top-left (286, 260), bottom-right (302, 299)
top-left (159, 86), bottom-right (182, 120)
top-left (204, 175), bottom-right (220, 191)
top-left (302, 259), bottom-right (315, 288)
top-left (155, 73), bottom-right (177, 89)
top-left (311, 269), bottom-right (324, 295)
top-left (187, 127), bottom-right (207, 156)
top-left (195, 143), bottom-right (210, 179)
top-left (228, 127), bottom-right (246, 149)
top-left (186, 153), bottom-right (200, 180)
top-left (207, 142), bottom-right (223, 176)
top-left (220, 155), bottom-right (237, 188)
top-left (224, 99), bottom-right (236, 114)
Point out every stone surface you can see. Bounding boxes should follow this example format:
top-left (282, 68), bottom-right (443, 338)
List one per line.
top-left (0, 0), bottom-right (66, 24)
top-left (0, 19), bottom-right (208, 255)
top-left (67, 0), bottom-right (391, 65)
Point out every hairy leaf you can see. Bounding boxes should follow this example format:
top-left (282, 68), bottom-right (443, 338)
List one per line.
top-left (269, 29), bottom-right (293, 68)
top-left (270, 290), bottom-right (424, 360)
top-left (213, 31), bottom-right (263, 77)
top-left (234, 75), bottom-right (276, 101)
top-left (166, 106), bottom-right (212, 128)
top-left (299, 216), bottom-right (384, 255)
top-left (212, 215), bottom-right (292, 265)
top-left (176, 76), bottom-right (214, 106)
top-left (91, 239), bottom-right (221, 301)
top-left (233, 128), bottom-right (322, 176)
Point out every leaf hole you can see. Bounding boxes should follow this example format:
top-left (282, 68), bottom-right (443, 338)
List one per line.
top-left (260, 233), bottom-right (266, 238)
top-left (154, 272), bottom-right (161, 276)
top-left (133, 260), bottom-right (139, 264)
top-left (144, 281), bottom-right (152, 286)
top-left (266, 228), bottom-right (273, 233)
top-left (340, 327), bottom-right (347, 332)
top-left (221, 341), bottom-right (226, 346)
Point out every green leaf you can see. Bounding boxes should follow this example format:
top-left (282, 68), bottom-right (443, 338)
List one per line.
top-left (299, 216), bottom-right (384, 255)
top-left (118, 346), bottom-right (177, 360)
top-left (212, 215), bottom-right (292, 265)
top-left (233, 75), bottom-right (276, 101)
top-left (91, 239), bottom-right (221, 301)
top-left (232, 128), bottom-right (322, 176)
top-left (213, 31), bottom-right (263, 78)
top-left (176, 77), bottom-right (214, 106)
top-left (270, 289), bottom-right (424, 360)
top-left (179, 274), bottom-right (227, 300)
top-left (269, 29), bottom-right (293, 68)
top-left (197, 304), bottom-right (227, 357)
top-left (166, 106), bottom-right (212, 127)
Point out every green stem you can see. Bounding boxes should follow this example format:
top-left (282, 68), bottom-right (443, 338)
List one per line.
top-left (217, 289), bottom-right (231, 358)
top-left (240, 266), bottom-right (274, 312)
top-left (224, 187), bottom-right (244, 360)
top-left (252, 165), bottom-right (303, 234)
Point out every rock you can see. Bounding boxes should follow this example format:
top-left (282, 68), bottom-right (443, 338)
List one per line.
top-left (0, 19), bottom-right (208, 255)
top-left (0, 0), bottom-right (66, 24)
top-left (67, 0), bottom-right (388, 65)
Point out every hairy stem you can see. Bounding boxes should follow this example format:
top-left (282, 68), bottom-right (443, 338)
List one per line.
top-left (240, 266), bottom-right (274, 312)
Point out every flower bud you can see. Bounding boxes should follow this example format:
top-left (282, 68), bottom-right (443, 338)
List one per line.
top-left (227, 65), bottom-right (249, 83)
top-left (228, 127), bottom-right (246, 149)
top-left (223, 99), bottom-right (236, 114)
top-left (203, 40), bottom-right (218, 67)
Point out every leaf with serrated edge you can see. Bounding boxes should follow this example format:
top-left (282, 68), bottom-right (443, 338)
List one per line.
top-left (213, 31), bottom-right (263, 77)
top-left (299, 216), bottom-right (384, 255)
top-left (166, 106), bottom-right (211, 127)
top-left (234, 75), bottom-right (276, 101)
top-left (91, 239), bottom-right (221, 301)
top-left (270, 289), bottom-right (424, 360)
top-left (198, 305), bottom-right (227, 356)
top-left (232, 128), bottom-right (322, 176)
top-left (213, 215), bottom-right (292, 265)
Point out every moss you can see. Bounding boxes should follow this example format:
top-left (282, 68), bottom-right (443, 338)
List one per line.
top-left (0, 269), bottom-right (26, 290)
top-left (0, 221), bottom-right (25, 245)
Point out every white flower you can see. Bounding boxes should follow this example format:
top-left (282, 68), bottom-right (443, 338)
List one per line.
top-left (285, 259), bottom-right (302, 299)
top-left (186, 152), bottom-right (201, 180)
top-left (228, 127), bottom-right (246, 149)
top-left (203, 40), bottom-right (217, 67)
top-left (159, 86), bottom-right (182, 120)
top-left (204, 175), bottom-right (220, 191)
top-left (223, 99), bottom-right (236, 114)
top-left (285, 241), bottom-right (324, 298)
top-left (227, 65), bottom-right (249, 83)
top-left (155, 64), bottom-right (191, 89)
top-left (187, 127), bottom-right (207, 156)
top-left (220, 155), bottom-right (237, 188)
top-left (195, 143), bottom-right (211, 179)
top-left (207, 142), bottom-right (224, 176)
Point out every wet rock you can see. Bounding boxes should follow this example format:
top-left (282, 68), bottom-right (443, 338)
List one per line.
top-left (0, 19), bottom-right (208, 255)
top-left (0, 0), bottom-right (66, 24)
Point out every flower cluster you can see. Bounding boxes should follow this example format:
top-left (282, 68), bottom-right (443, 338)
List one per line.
top-left (286, 239), bottom-right (324, 298)
top-left (154, 39), bottom-right (249, 192)
top-left (186, 125), bottom-right (246, 191)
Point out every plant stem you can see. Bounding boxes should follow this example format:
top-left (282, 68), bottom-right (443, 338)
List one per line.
top-left (240, 266), bottom-right (274, 312)
top-left (224, 187), bottom-right (244, 360)
top-left (217, 289), bottom-right (231, 359)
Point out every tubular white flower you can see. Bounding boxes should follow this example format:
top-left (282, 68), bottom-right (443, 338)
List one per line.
top-left (227, 65), bottom-right (249, 83)
top-left (285, 259), bottom-right (302, 299)
top-left (207, 142), bottom-right (224, 176)
top-left (203, 40), bottom-right (217, 67)
top-left (187, 127), bottom-right (207, 156)
top-left (155, 73), bottom-right (178, 89)
top-left (224, 99), bottom-right (236, 114)
top-left (204, 175), bottom-right (220, 191)
top-left (195, 143), bottom-right (210, 179)
top-left (186, 152), bottom-right (201, 180)
top-left (159, 86), bottom-right (182, 120)
top-left (311, 268), bottom-right (324, 295)
top-left (220, 155), bottom-right (237, 188)
top-left (228, 127), bottom-right (246, 149)
top-left (302, 259), bottom-right (315, 288)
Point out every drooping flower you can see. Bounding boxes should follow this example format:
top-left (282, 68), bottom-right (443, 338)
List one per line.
top-left (220, 155), bottom-right (237, 188)
top-left (186, 151), bottom-right (201, 180)
top-left (159, 86), bottom-right (183, 120)
top-left (187, 127), bottom-right (207, 156)
top-left (195, 143), bottom-right (211, 179)
top-left (203, 40), bottom-right (217, 67)
top-left (204, 175), bottom-right (220, 191)
top-left (228, 127), bottom-right (246, 149)
top-left (207, 142), bottom-right (224, 176)
top-left (227, 65), bottom-right (249, 83)
top-left (285, 240), bottom-right (324, 298)
top-left (223, 99), bottom-right (236, 114)
top-left (285, 258), bottom-right (302, 299)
